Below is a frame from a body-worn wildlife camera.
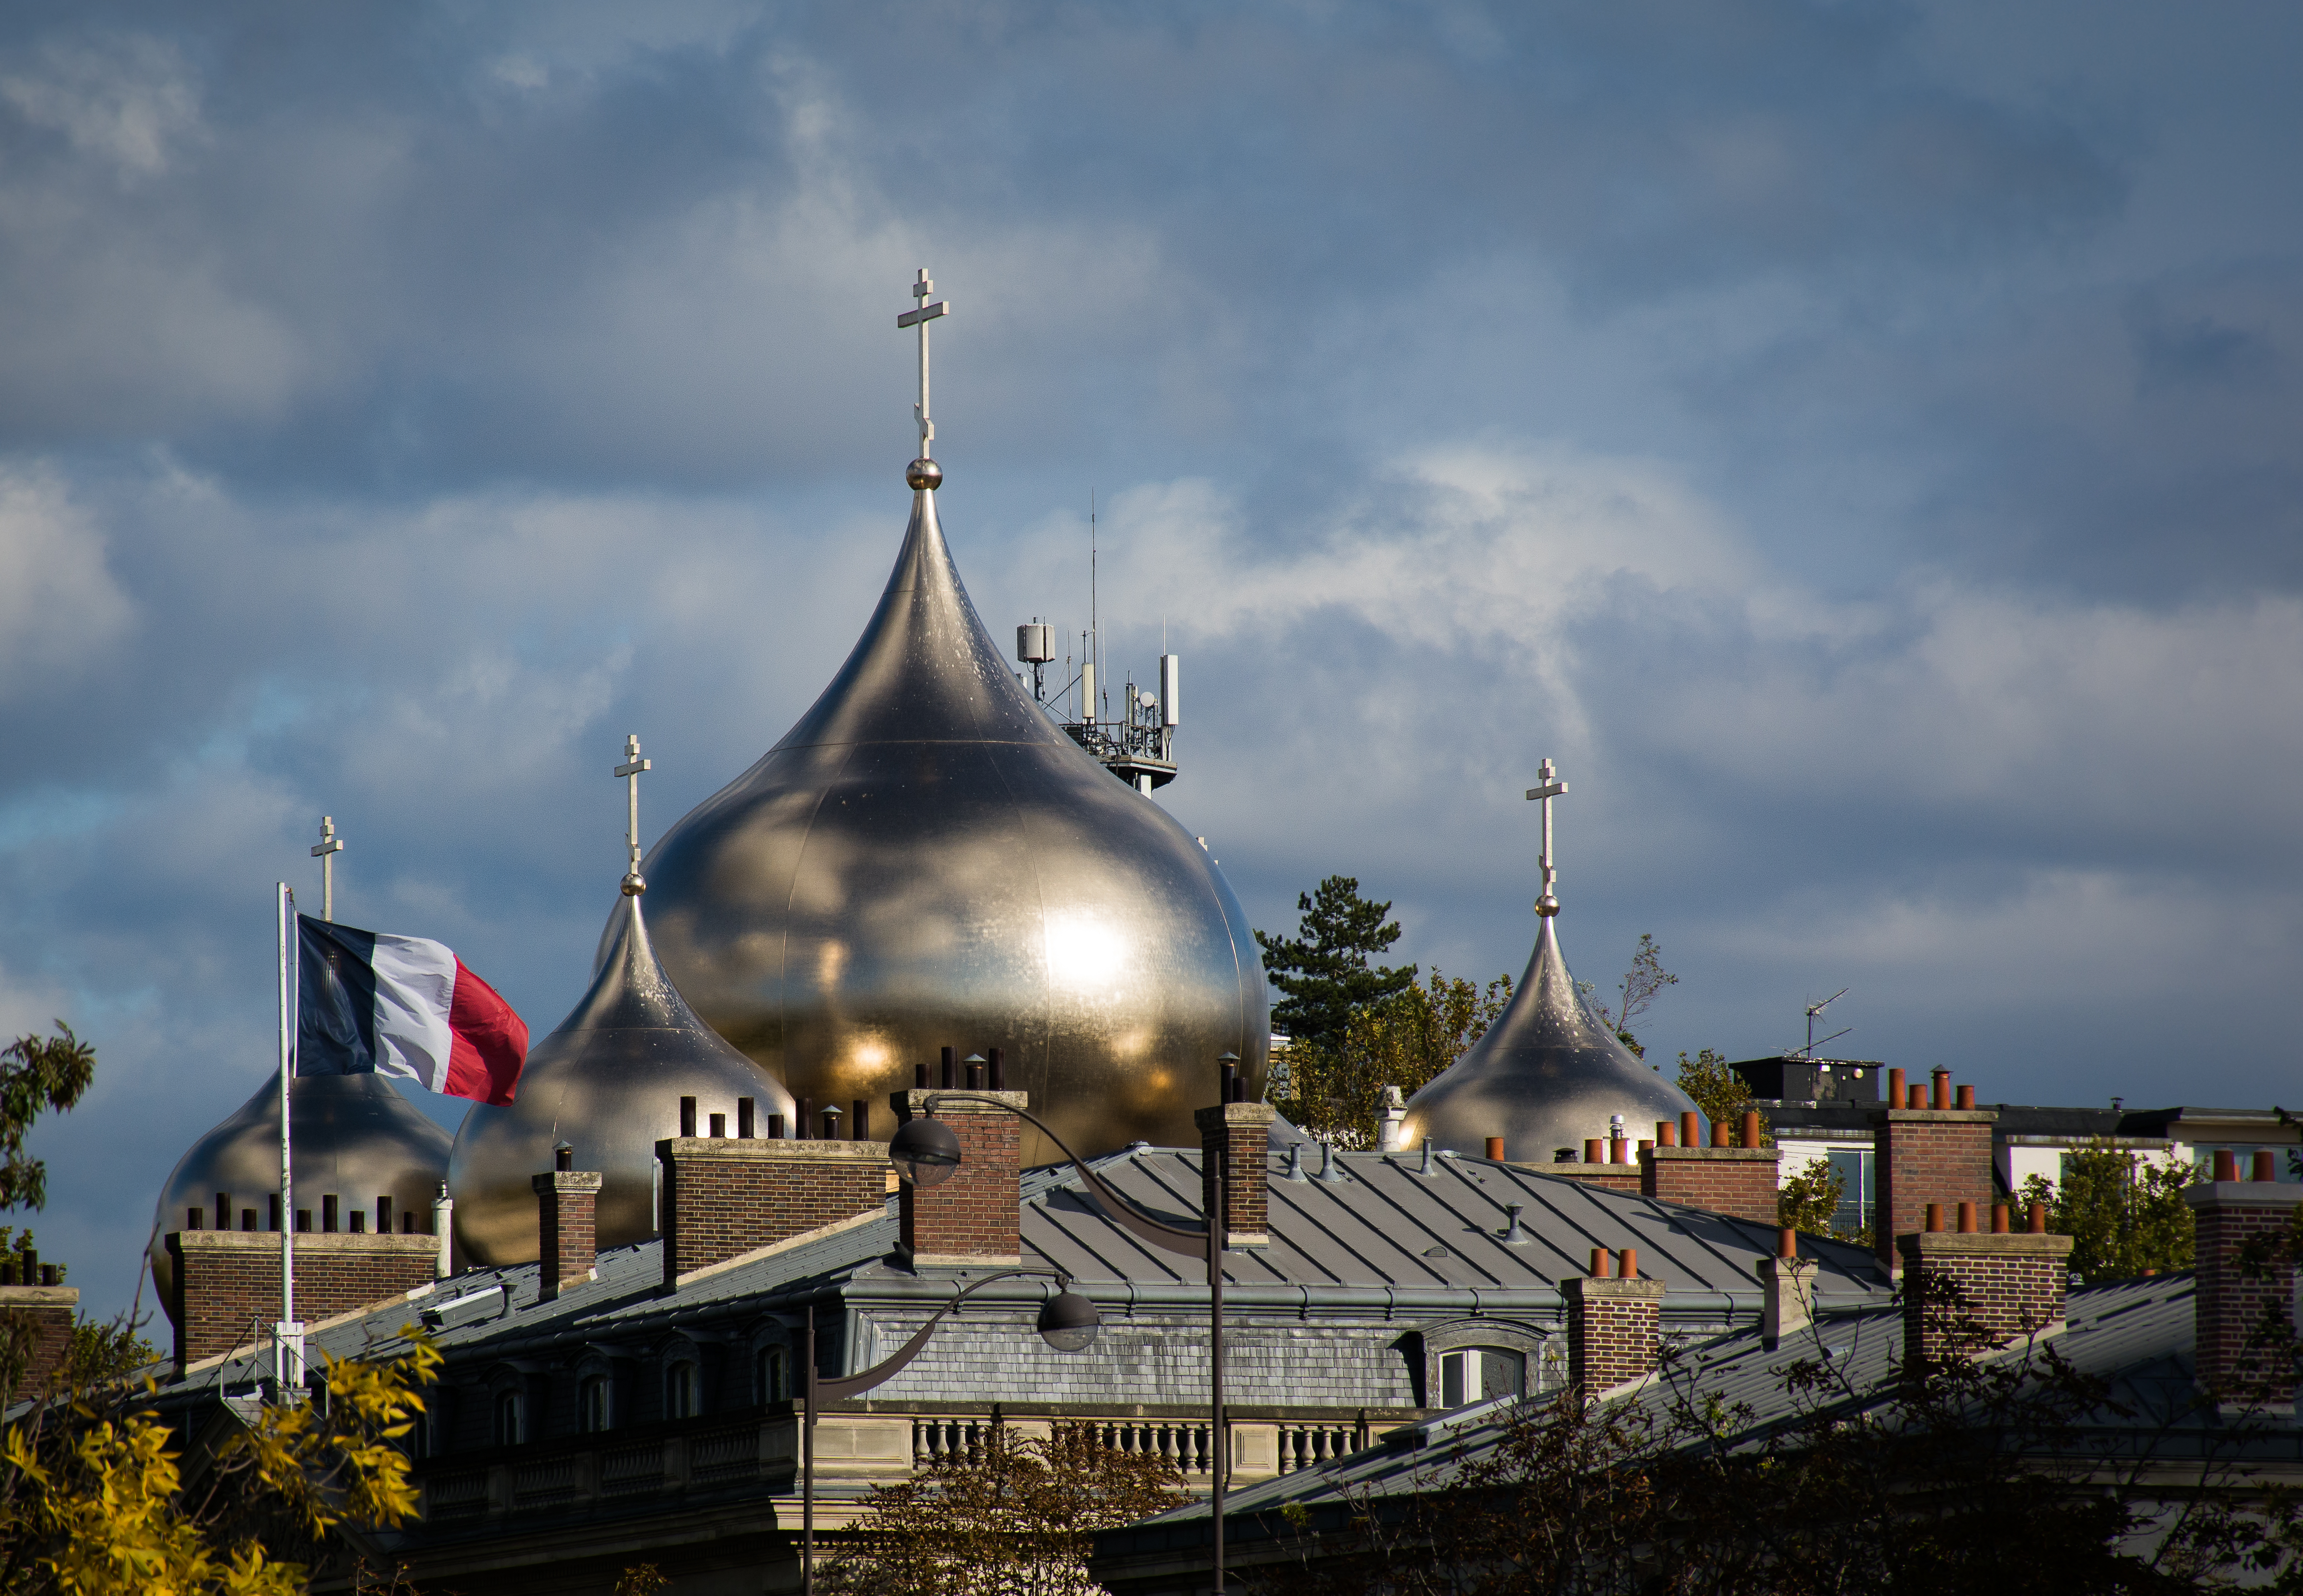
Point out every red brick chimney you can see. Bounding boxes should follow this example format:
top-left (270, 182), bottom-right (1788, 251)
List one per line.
top-left (1640, 1111), bottom-right (1779, 1223)
top-left (1896, 1201), bottom-right (2071, 1367)
top-left (0, 1280), bottom-right (80, 1397)
top-left (167, 1230), bottom-right (438, 1368)
top-left (534, 1145), bottom-right (602, 1302)
top-left (2187, 1152), bottom-right (2299, 1413)
top-left (1564, 1247), bottom-right (1665, 1394)
top-left (1198, 1101), bottom-right (1277, 1246)
top-left (1871, 1068), bottom-right (1998, 1273)
top-left (656, 1110), bottom-right (890, 1289)
top-left (894, 1088), bottom-right (1026, 1267)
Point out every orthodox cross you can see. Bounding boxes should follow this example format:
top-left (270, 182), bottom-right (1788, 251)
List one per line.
top-left (309, 815), bottom-right (344, 922)
top-left (895, 268), bottom-right (950, 458)
top-left (1524, 759), bottom-right (1567, 917)
top-left (615, 734), bottom-right (651, 894)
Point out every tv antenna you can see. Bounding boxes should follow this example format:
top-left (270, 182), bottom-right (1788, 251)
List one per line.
top-left (1801, 988), bottom-right (1851, 1059)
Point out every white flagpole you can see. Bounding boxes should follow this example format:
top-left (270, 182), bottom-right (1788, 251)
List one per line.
top-left (276, 883), bottom-right (302, 1390)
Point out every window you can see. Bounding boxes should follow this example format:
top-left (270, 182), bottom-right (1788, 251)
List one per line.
top-left (756, 1345), bottom-right (788, 1406)
top-left (665, 1360), bottom-right (698, 1420)
top-left (1826, 1149), bottom-right (1873, 1234)
top-left (579, 1375), bottom-right (612, 1434)
top-left (1438, 1347), bottom-right (1524, 1409)
top-left (493, 1389), bottom-right (524, 1448)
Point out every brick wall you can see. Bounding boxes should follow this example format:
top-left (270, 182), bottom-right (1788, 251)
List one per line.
top-left (1895, 1232), bottom-right (2072, 1366)
top-left (1872, 1108), bottom-right (1997, 1272)
top-left (0, 1286), bottom-right (79, 1396)
top-left (534, 1170), bottom-right (602, 1301)
top-left (1197, 1102), bottom-right (1277, 1243)
top-left (2187, 1182), bottom-right (2300, 1408)
top-left (168, 1231), bottom-right (438, 1366)
top-left (895, 1089), bottom-right (1025, 1266)
top-left (1536, 1162), bottom-right (1643, 1195)
top-left (1639, 1146), bottom-right (1781, 1223)
top-left (657, 1138), bottom-right (889, 1287)
top-left (1564, 1277), bottom-right (1665, 1393)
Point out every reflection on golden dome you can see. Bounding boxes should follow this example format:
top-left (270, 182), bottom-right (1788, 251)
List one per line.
top-left (630, 485), bottom-right (1266, 1164)
top-left (447, 890), bottom-right (793, 1266)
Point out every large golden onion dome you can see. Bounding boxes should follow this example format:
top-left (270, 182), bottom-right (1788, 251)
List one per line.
top-left (446, 889), bottom-right (793, 1266)
top-left (630, 477), bottom-right (1267, 1164)
top-left (1400, 912), bottom-right (1705, 1161)
top-left (148, 1073), bottom-right (451, 1327)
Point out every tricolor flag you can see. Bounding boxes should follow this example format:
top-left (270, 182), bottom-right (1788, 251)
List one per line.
top-left (296, 915), bottom-right (529, 1105)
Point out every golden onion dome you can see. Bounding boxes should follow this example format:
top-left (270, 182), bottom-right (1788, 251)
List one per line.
top-left (631, 479), bottom-right (1267, 1164)
top-left (1400, 913), bottom-right (1705, 1162)
top-left (147, 1072), bottom-right (451, 1327)
top-left (446, 888), bottom-right (793, 1266)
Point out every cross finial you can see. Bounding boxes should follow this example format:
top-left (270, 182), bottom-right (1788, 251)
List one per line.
top-left (895, 268), bottom-right (950, 486)
top-left (309, 815), bottom-right (344, 922)
top-left (614, 734), bottom-right (651, 895)
top-left (1524, 759), bottom-right (1568, 917)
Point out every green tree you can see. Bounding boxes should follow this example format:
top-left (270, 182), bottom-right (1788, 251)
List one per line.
top-left (1591, 934), bottom-right (1676, 1057)
top-left (0, 1024), bottom-right (95, 1213)
top-left (1776, 1158), bottom-right (1851, 1240)
top-left (1674, 1048), bottom-right (1768, 1146)
top-left (1275, 969), bottom-right (1512, 1147)
top-left (1254, 878), bottom-right (1417, 1054)
top-left (2018, 1138), bottom-right (2195, 1284)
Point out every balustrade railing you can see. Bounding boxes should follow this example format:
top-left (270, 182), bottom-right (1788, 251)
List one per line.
top-left (421, 1409), bottom-right (1380, 1524)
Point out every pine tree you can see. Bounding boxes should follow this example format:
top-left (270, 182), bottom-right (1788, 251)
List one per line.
top-left (1253, 877), bottom-right (1417, 1052)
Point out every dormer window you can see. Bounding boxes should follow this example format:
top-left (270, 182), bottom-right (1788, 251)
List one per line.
top-left (756, 1344), bottom-right (788, 1405)
top-left (665, 1359), bottom-right (699, 1420)
top-left (1438, 1346), bottom-right (1525, 1409)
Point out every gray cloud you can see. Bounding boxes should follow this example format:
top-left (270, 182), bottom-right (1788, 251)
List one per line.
top-left (0, 1), bottom-right (2296, 1321)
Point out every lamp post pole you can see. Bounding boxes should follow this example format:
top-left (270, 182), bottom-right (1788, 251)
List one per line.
top-left (896, 1089), bottom-right (1233, 1592)
top-left (1209, 1163), bottom-right (1227, 1592)
top-left (800, 1267), bottom-right (1096, 1596)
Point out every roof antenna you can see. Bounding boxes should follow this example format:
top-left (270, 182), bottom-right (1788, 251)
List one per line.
top-left (1090, 489), bottom-right (1099, 725)
top-left (1803, 989), bottom-right (1851, 1059)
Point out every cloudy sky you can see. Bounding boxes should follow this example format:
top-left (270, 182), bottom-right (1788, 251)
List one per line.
top-left (2, 1), bottom-right (2297, 1320)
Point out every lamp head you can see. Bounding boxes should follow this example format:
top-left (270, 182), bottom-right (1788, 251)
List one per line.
top-left (1036, 1289), bottom-right (1101, 1353)
top-left (888, 1116), bottom-right (962, 1188)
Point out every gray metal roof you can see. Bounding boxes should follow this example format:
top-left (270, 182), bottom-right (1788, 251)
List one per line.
top-left (1027, 1147), bottom-right (1885, 1307)
top-left (1108, 1271), bottom-right (2287, 1546)
top-left (158, 1146), bottom-right (1889, 1396)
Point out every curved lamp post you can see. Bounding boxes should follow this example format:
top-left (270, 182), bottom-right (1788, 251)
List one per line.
top-left (802, 1268), bottom-right (1100, 1595)
top-left (888, 1068), bottom-right (1238, 1591)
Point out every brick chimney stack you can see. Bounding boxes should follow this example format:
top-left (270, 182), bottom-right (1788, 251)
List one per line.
top-left (657, 1102), bottom-right (890, 1289)
top-left (1896, 1200), bottom-right (2072, 1368)
top-left (2187, 1152), bottom-right (2299, 1413)
top-left (534, 1143), bottom-right (603, 1302)
top-left (1198, 1101), bottom-right (1278, 1246)
top-left (1640, 1113), bottom-right (1780, 1223)
top-left (0, 1279), bottom-right (79, 1397)
top-left (1564, 1247), bottom-right (1665, 1394)
top-left (168, 1229), bottom-right (438, 1369)
top-left (1871, 1068), bottom-right (1998, 1274)
top-left (893, 1088), bottom-right (1027, 1267)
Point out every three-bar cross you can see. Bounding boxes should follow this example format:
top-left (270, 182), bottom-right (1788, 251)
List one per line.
top-left (310, 816), bottom-right (344, 923)
top-left (1524, 759), bottom-right (1567, 917)
top-left (615, 734), bottom-right (651, 894)
top-left (895, 269), bottom-right (950, 458)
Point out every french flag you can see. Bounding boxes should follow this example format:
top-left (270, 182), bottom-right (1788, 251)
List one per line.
top-left (297, 915), bottom-right (529, 1105)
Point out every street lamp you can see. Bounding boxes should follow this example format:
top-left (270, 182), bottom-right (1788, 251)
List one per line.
top-left (892, 1072), bottom-right (1239, 1591)
top-left (802, 1268), bottom-right (1099, 1596)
